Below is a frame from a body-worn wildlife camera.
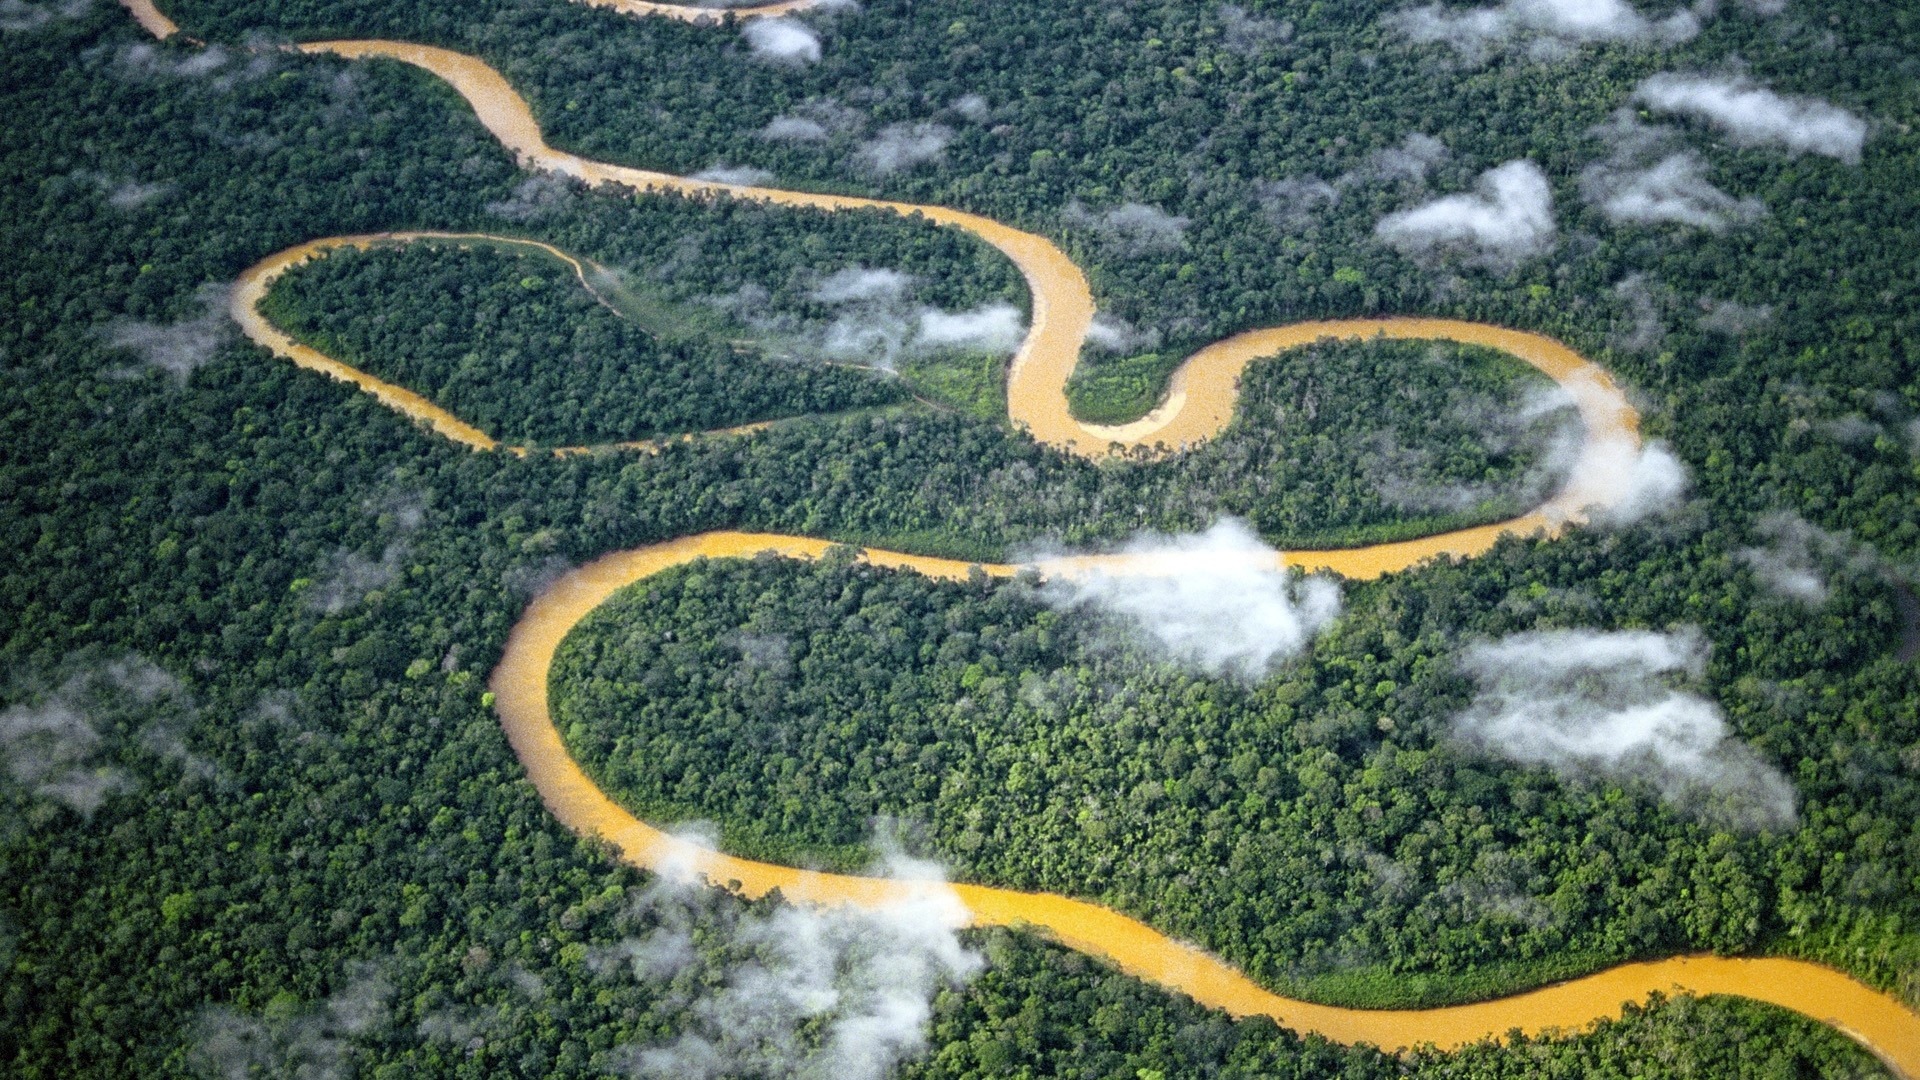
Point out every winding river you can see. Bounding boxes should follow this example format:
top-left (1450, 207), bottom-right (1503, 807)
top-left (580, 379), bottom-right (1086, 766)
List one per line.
top-left (120, 0), bottom-right (1920, 1072)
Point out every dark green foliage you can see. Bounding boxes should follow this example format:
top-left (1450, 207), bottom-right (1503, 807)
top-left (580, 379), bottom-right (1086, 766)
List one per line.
top-left (1066, 350), bottom-right (1171, 425)
top-left (550, 544), bottom-right (1913, 1008)
top-left (1, 0), bottom-right (1917, 1076)
top-left (1181, 338), bottom-right (1573, 547)
top-left (262, 241), bottom-right (904, 444)
top-left (910, 930), bottom-right (1880, 1080)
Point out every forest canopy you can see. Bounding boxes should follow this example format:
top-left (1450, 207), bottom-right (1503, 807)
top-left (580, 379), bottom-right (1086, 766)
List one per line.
top-left (0, 0), bottom-right (1916, 1076)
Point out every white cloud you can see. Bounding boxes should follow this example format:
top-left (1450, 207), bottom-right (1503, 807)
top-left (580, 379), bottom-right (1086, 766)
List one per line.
top-left (852, 122), bottom-right (952, 175)
top-left (949, 93), bottom-right (988, 121)
top-left (1255, 176), bottom-right (1340, 230)
top-left (1609, 272), bottom-right (1668, 354)
top-left (1380, 383), bottom-right (1582, 513)
top-left (1738, 531), bottom-right (1829, 604)
top-left (1388, 0), bottom-right (1701, 61)
top-left (760, 99), bottom-right (863, 143)
top-left (1633, 74), bottom-right (1868, 163)
top-left (106, 177), bottom-right (174, 209)
top-left (112, 41), bottom-right (239, 80)
top-left (741, 18), bottom-right (822, 65)
top-left (1582, 148), bottom-right (1765, 230)
top-left (1063, 201), bottom-right (1191, 256)
top-left (1696, 297), bottom-right (1772, 335)
top-left (1218, 3), bottom-right (1292, 54)
top-left (811, 267), bottom-right (911, 305)
top-left (1357, 132), bottom-right (1450, 185)
top-left (761, 115), bottom-right (829, 141)
top-left (916, 304), bottom-right (1024, 354)
top-left (103, 283), bottom-right (234, 382)
top-left (1736, 511), bottom-right (1901, 606)
top-left (1573, 435), bottom-right (1689, 527)
top-left (190, 963), bottom-right (392, 1079)
top-left (1083, 312), bottom-right (1162, 355)
top-left (0, 692), bottom-right (121, 815)
top-left (1454, 628), bottom-right (1797, 830)
top-left (308, 545), bottom-right (404, 614)
top-left (1, 0), bottom-right (90, 33)
top-left (691, 165), bottom-right (774, 187)
top-left (606, 847), bottom-right (979, 1080)
top-left (485, 174), bottom-right (575, 222)
top-left (1375, 159), bottom-right (1556, 267)
top-left (1031, 519), bottom-right (1341, 679)
top-left (71, 171), bottom-right (176, 210)
top-left (1, 655), bottom-right (204, 818)
top-left (802, 267), bottom-right (1022, 366)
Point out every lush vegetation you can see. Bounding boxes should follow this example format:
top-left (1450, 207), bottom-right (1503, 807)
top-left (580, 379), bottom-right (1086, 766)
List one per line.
top-left (1171, 337), bottom-right (1573, 546)
top-left (551, 545), bottom-right (1910, 1008)
top-left (912, 933), bottom-right (1880, 1079)
top-left (1, 0), bottom-right (1916, 1076)
top-left (262, 240), bottom-right (904, 445)
top-left (267, 240), bottom-right (1572, 534)
top-left (164, 0), bottom-right (1920, 420)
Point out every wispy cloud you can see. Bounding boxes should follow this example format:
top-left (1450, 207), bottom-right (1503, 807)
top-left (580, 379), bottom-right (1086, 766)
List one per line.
top-left (1255, 176), bottom-right (1340, 231)
top-left (190, 962), bottom-right (392, 1079)
top-left (691, 164), bottom-right (775, 187)
top-left (1736, 511), bottom-right (1908, 606)
top-left (72, 170), bottom-right (175, 210)
top-left (1063, 201), bottom-right (1190, 257)
top-left (485, 174), bottom-right (576, 222)
top-left (603, 842), bottom-right (979, 1080)
top-left (852, 122), bottom-right (953, 175)
top-left (1379, 383), bottom-right (1581, 513)
top-left (916, 304), bottom-right (1024, 353)
top-left (1257, 133), bottom-right (1446, 231)
top-left (742, 18), bottom-right (822, 65)
top-left (1030, 519), bottom-right (1340, 680)
top-left (812, 268), bottom-right (910, 305)
top-left (1, 0), bottom-right (92, 33)
top-left (1, 687), bottom-right (123, 816)
top-left (1580, 111), bottom-right (1765, 231)
top-left (1633, 73), bottom-right (1869, 163)
top-left (1454, 628), bottom-right (1797, 830)
top-left (948, 93), bottom-right (989, 121)
top-left (103, 283), bottom-right (234, 383)
top-left (1, 655), bottom-right (206, 819)
top-left (785, 266), bottom-right (1026, 370)
top-left (1376, 160), bottom-right (1556, 268)
top-left (759, 99), bottom-right (863, 143)
top-left (1609, 273), bottom-right (1668, 354)
top-left (1083, 312), bottom-right (1162, 355)
top-left (1217, 3), bottom-right (1292, 54)
top-left (1695, 296), bottom-right (1772, 335)
top-left (1387, 0), bottom-right (1701, 62)
top-left (1355, 132), bottom-right (1450, 186)
top-left (307, 489), bottom-right (427, 613)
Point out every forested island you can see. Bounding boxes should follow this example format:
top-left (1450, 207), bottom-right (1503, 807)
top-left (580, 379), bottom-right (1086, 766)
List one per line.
top-left (2, 0), bottom-right (1917, 1076)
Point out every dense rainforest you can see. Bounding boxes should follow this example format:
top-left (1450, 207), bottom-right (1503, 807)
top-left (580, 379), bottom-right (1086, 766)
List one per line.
top-left (0, 0), bottom-right (1915, 1077)
top-left (266, 240), bottom-right (1572, 538)
top-left (261, 240), bottom-right (907, 447)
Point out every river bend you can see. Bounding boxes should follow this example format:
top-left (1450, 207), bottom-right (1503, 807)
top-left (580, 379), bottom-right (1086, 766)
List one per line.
top-left (118, 0), bottom-right (1920, 1072)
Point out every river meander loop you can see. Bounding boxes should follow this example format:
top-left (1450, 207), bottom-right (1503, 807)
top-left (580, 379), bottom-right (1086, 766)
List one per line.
top-left (119, 0), bottom-right (1920, 1072)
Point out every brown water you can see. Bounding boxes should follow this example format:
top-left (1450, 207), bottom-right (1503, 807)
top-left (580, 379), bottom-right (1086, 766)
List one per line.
top-left (120, 0), bottom-right (177, 38)
top-left (494, 533), bottom-right (1920, 1075)
top-left (120, 0), bottom-right (1920, 1071)
top-left (231, 232), bottom-right (768, 455)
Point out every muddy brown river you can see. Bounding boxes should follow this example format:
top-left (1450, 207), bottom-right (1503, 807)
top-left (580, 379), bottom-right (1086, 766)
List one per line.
top-left (120, 0), bottom-right (1920, 1071)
